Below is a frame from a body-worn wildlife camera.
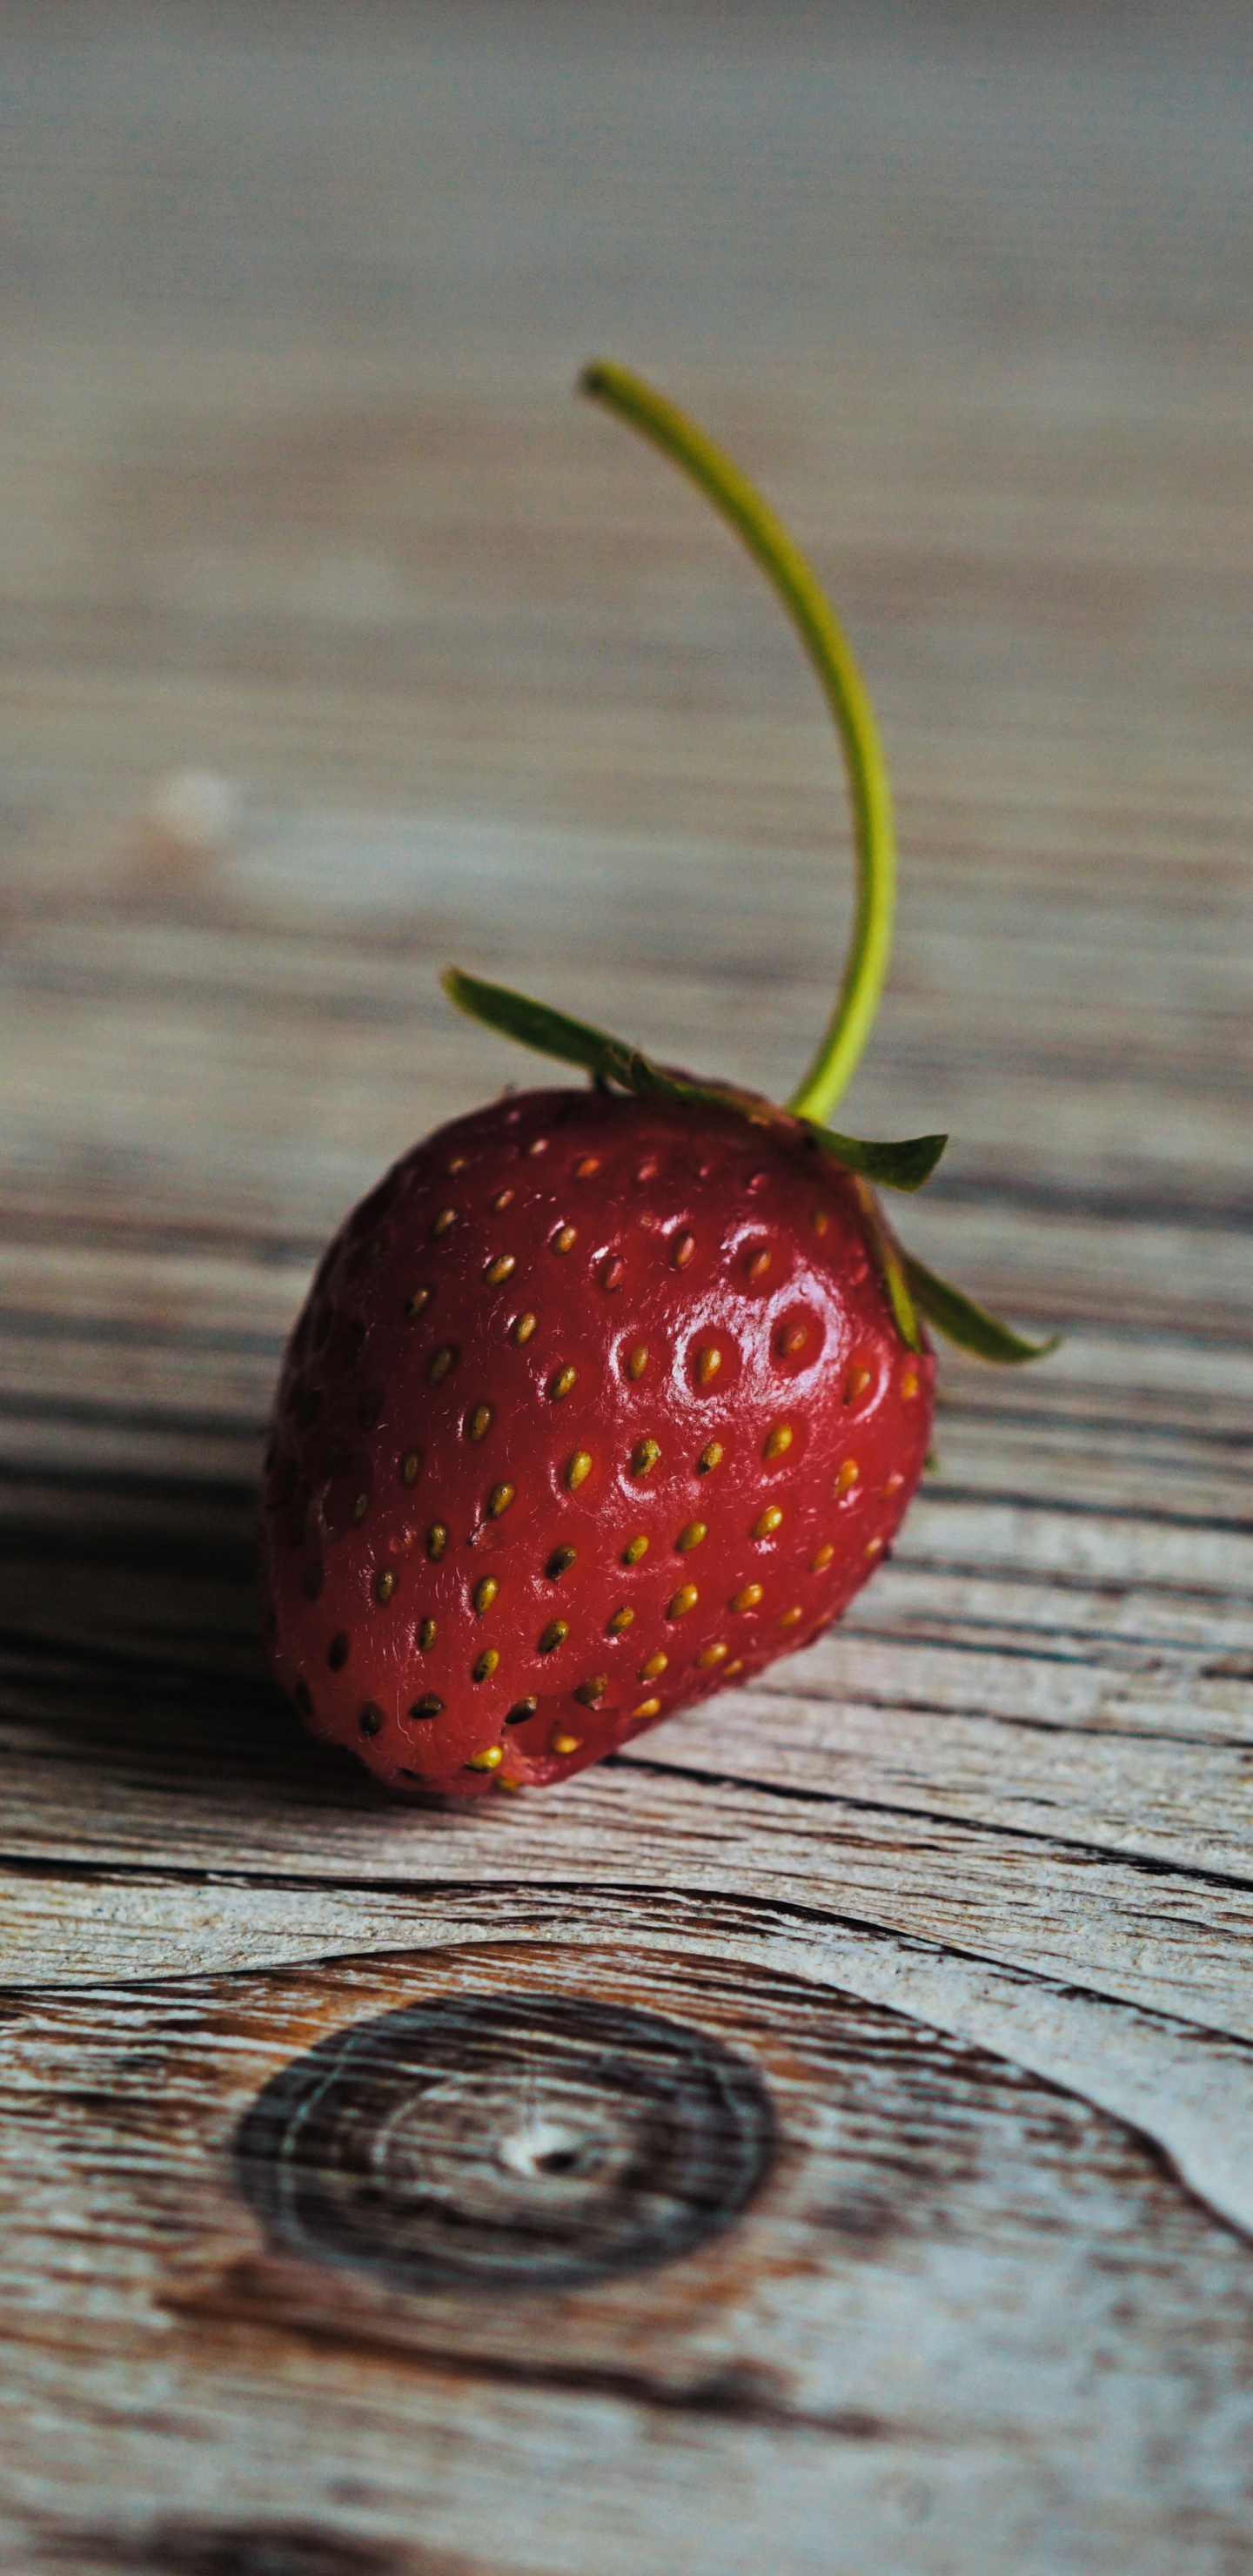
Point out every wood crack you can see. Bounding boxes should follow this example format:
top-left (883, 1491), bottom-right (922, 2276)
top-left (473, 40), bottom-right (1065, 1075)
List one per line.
top-left (7, 1852), bottom-right (1253, 2059)
top-left (604, 1749), bottom-right (1253, 1895)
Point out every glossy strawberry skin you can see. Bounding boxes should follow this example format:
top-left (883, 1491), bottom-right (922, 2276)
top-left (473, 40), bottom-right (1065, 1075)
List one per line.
top-left (260, 1085), bottom-right (934, 1797)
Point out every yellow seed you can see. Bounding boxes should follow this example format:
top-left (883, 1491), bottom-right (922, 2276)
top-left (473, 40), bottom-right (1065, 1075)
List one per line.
top-left (810, 1542), bottom-right (835, 1571)
top-left (446, 1155), bottom-right (467, 1175)
top-left (698, 1440), bottom-right (724, 1474)
top-left (566, 1449), bottom-right (593, 1492)
top-left (754, 1505), bottom-right (784, 1539)
top-left (473, 1648), bottom-right (500, 1683)
top-left (549, 1364), bottom-right (578, 1400)
top-left (430, 1345), bottom-right (455, 1383)
top-left (550, 1727), bottom-right (582, 1755)
top-left (747, 1247), bottom-right (772, 1282)
top-left (426, 1522), bottom-right (448, 1560)
top-left (725, 1658), bottom-right (744, 1677)
top-left (485, 1253), bottom-right (516, 1285)
top-left (668, 1583), bottom-right (699, 1618)
top-left (473, 1576), bottom-right (499, 1615)
top-left (672, 1231), bottom-right (696, 1270)
top-left (845, 1364), bottom-right (873, 1405)
top-left (834, 1459), bottom-right (861, 1497)
top-left (763, 1422), bottom-right (794, 1459)
top-left (552, 1224), bottom-right (577, 1254)
top-left (626, 1344), bottom-right (649, 1379)
top-left (696, 1345), bottom-right (721, 1385)
top-left (467, 1404), bottom-right (492, 1443)
top-left (467, 1744), bottom-right (503, 1771)
top-left (513, 1311), bottom-right (538, 1345)
top-left (373, 1569), bottom-right (396, 1604)
top-left (676, 1520), bottom-right (707, 1553)
top-left (631, 1435), bottom-right (661, 1477)
top-left (574, 1155), bottom-right (600, 1179)
top-left (491, 1188), bottom-right (514, 1213)
top-left (432, 1207), bottom-right (458, 1238)
top-left (865, 1535), bottom-right (885, 1558)
top-left (600, 1255), bottom-right (626, 1290)
top-left (633, 1696), bottom-right (661, 1720)
top-left (488, 1481), bottom-right (515, 1518)
top-left (527, 1136), bottom-right (549, 1157)
top-left (640, 1651), bottom-right (668, 1680)
top-left (405, 1286), bottom-right (432, 1318)
top-left (418, 1617), bottom-right (437, 1651)
top-left (606, 1606), bottom-right (634, 1634)
top-left (574, 1675), bottom-right (606, 1707)
top-left (779, 1606), bottom-right (803, 1628)
top-left (885, 1469), bottom-right (905, 1495)
top-left (733, 1582), bottom-right (763, 1612)
top-left (539, 1618), bottom-right (569, 1653)
top-left (779, 1322), bottom-right (810, 1357)
top-left (901, 1368), bottom-right (920, 1399)
top-left (622, 1533), bottom-right (649, 1565)
top-left (811, 1207), bottom-right (830, 1236)
top-left (352, 1491), bottom-right (369, 1524)
top-left (546, 1545), bottom-right (577, 1579)
top-left (400, 1449), bottom-right (422, 1486)
top-left (697, 1641), bottom-right (729, 1669)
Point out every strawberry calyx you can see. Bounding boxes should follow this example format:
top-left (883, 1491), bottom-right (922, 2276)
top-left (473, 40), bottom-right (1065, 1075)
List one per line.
top-left (442, 966), bottom-right (1055, 1364)
top-left (441, 967), bottom-right (946, 1193)
top-left (442, 363), bottom-right (1057, 1370)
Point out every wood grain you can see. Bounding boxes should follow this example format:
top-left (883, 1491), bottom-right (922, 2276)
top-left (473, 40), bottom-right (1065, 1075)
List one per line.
top-left (1, 5), bottom-right (1251, 2570)
top-left (7, 1944), bottom-right (1253, 2576)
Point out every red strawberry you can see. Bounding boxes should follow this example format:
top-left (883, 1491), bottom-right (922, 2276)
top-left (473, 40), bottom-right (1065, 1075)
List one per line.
top-left (260, 360), bottom-right (1052, 1797)
top-left (260, 1084), bottom-right (935, 1797)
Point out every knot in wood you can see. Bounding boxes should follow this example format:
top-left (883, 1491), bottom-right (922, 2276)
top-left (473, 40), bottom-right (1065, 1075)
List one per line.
top-left (234, 1993), bottom-right (774, 2290)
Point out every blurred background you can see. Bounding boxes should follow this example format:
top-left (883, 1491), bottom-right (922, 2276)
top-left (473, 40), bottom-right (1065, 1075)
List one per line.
top-left (0, 0), bottom-right (1248, 1326)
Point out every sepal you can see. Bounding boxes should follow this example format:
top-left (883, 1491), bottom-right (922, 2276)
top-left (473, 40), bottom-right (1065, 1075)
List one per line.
top-left (441, 969), bottom-right (945, 1191)
top-left (902, 1252), bottom-right (1059, 1364)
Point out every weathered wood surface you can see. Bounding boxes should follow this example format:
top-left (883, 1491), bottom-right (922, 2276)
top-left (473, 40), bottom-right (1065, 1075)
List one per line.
top-left (2, 6), bottom-right (1252, 2571)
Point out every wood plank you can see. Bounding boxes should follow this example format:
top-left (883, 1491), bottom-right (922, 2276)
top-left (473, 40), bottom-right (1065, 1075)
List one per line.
top-left (5, 1943), bottom-right (1253, 2576)
top-left (2, 3), bottom-right (1252, 2568)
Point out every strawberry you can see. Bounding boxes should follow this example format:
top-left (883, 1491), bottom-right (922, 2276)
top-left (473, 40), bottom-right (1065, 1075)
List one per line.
top-left (260, 1085), bottom-right (935, 1796)
top-left (260, 362), bottom-right (1053, 1798)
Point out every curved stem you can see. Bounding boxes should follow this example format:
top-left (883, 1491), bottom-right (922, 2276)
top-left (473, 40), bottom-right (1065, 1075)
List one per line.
top-left (579, 359), bottom-right (896, 1125)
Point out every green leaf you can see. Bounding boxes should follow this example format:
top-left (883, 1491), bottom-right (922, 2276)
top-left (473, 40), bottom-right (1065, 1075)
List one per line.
top-left (851, 1179), bottom-right (921, 1352)
top-left (902, 1252), bottom-right (1060, 1365)
top-left (441, 969), bottom-right (631, 1085)
top-left (809, 1124), bottom-right (946, 1192)
top-left (445, 969), bottom-right (1055, 1369)
top-left (442, 967), bottom-right (943, 1191)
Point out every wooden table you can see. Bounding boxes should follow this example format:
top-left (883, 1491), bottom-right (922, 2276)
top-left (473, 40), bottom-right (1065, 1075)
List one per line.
top-left (3, 8), bottom-right (1251, 2570)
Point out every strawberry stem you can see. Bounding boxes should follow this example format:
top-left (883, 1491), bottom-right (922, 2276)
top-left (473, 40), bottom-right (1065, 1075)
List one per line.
top-left (579, 359), bottom-right (896, 1125)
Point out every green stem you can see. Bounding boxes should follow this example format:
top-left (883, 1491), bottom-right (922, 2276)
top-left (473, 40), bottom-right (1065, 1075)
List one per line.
top-left (579, 359), bottom-right (897, 1125)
